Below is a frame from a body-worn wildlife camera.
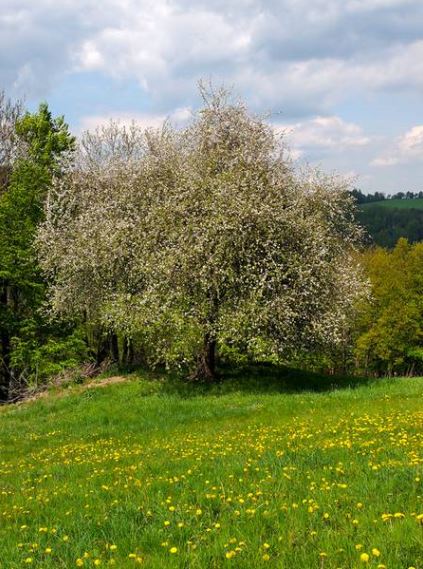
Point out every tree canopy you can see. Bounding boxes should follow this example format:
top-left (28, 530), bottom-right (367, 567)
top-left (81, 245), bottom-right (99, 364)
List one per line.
top-left (38, 87), bottom-right (366, 379)
top-left (0, 100), bottom-right (78, 399)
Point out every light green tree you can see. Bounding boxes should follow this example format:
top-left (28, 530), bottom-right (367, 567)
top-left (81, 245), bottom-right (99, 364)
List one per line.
top-left (355, 238), bottom-right (423, 375)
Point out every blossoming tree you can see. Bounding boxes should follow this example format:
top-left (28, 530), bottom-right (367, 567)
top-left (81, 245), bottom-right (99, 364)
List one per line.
top-left (38, 86), bottom-right (366, 379)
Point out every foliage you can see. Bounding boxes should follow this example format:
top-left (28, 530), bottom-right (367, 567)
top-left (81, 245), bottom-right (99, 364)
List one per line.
top-left (357, 205), bottom-right (423, 248)
top-left (0, 372), bottom-right (422, 567)
top-left (0, 100), bottom-right (77, 398)
top-left (9, 328), bottom-right (88, 388)
top-left (350, 188), bottom-right (423, 204)
top-left (355, 238), bottom-right (423, 375)
top-left (38, 86), bottom-right (367, 379)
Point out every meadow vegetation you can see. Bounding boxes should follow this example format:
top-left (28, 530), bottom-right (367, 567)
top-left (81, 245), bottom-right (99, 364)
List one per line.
top-left (0, 369), bottom-right (422, 568)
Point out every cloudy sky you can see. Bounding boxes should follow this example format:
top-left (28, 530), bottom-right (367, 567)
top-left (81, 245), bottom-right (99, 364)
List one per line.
top-left (1, 0), bottom-right (423, 192)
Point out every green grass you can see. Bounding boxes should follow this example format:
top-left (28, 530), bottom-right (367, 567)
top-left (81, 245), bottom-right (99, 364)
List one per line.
top-left (361, 199), bottom-right (423, 210)
top-left (0, 367), bottom-right (422, 568)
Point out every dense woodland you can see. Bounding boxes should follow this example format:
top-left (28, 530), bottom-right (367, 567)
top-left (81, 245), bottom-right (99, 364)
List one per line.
top-left (350, 189), bottom-right (423, 247)
top-left (0, 89), bottom-right (422, 401)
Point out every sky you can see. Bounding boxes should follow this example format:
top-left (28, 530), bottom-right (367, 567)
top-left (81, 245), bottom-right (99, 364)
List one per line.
top-left (1, 0), bottom-right (422, 193)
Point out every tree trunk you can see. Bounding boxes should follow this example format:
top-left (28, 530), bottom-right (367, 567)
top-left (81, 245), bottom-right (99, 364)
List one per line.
top-left (0, 283), bottom-right (11, 401)
top-left (192, 334), bottom-right (217, 381)
top-left (110, 332), bottom-right (119, 363)
top-left (0, 330), bottom-right (11, 402)
top-left (122, 336), bottom-right (134, 367)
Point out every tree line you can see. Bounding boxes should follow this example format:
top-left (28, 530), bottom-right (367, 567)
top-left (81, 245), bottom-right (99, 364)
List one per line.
top-left (0, 87), bottom-right (421, 400)
top-left (350, 189), bottom-right (423, 204)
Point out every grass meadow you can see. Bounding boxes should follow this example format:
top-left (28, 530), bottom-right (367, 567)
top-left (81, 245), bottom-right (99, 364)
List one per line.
top-left (0, 368), bottom-right (422, 568)
top-left (361, 199), bottom-right (423, 210)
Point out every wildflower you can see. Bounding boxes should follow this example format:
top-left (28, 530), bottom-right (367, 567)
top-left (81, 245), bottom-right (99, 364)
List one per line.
top-left (225, 551), bottom-right (236, 559)
top-left (109, 545), bottom-right (117, 552)
top-left (372, 548), bottom-right (381, 557)
top-left (262, 554), bottom-right (270, 561)
top-left (360, 553), bottom-right (369, 563)
top-left (24, 559), bottom-right (33, 565)
top-left (76, 560), bottom-right (84, 567)
top-left (169, 547), bottom-right (178, 554)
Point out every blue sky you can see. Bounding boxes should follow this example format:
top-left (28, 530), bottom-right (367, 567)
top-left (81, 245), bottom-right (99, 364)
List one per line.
top-left (1, 0), bottom-right (422, 192)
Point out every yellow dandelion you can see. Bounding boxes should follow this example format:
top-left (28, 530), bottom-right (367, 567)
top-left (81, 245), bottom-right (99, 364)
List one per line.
top-left (360, 553), bottom-right (369, 563)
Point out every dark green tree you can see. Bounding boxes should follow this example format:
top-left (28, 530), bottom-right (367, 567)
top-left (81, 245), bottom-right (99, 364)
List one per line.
top-left (0, 102), bottom-right (79, 400)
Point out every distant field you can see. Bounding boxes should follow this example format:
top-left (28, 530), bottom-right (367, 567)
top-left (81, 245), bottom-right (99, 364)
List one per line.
top-left (0, 370), bottom-right (422, 568)
top-left (361, 198), bottom-right (423, 210)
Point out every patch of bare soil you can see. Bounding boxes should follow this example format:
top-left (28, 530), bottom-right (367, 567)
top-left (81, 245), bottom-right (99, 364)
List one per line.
top-left (85, 376), bottom-right (129, 389)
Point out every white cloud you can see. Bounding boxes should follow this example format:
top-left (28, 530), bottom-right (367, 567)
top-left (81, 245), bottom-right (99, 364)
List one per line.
top-left (2, 0), bottom-right (423, 116)
top-left (372, 125), bottom-right (423, 166)
top-left (279, 116), bottom-right (370, 155)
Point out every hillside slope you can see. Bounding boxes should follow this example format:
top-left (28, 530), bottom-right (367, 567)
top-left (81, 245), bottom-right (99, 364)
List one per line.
top-left (0, 372), bottom-right (422, 568)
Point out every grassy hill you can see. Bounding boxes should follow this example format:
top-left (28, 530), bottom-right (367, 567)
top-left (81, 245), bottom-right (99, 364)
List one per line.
top-left (361, 199), bottom-right (423, 210)
top-left (0, 368), bottom-right (422, 568)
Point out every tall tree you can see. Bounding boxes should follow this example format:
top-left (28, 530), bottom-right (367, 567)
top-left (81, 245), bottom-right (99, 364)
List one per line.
top-left (38, 86), bottom-right (366, 380)
top-left (0, 102), bottom-right (75, 399)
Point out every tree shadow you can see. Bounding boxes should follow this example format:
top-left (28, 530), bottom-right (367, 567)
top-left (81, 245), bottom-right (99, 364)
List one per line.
top-left (133, 362), bottom-right (375, 399)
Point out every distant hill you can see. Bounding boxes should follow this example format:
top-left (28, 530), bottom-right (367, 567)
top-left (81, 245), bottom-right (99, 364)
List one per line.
top-left (361, 198), bottom-right (423, 210)
top-left (357, 202), bottom-right (423, 248)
